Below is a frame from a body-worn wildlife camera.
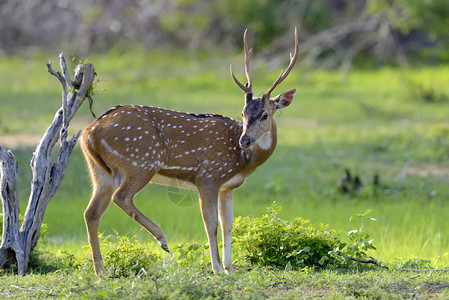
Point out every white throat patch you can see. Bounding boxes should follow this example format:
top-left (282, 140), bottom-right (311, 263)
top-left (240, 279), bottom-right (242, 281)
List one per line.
top-left (255, 131), bottom-right (272, 150)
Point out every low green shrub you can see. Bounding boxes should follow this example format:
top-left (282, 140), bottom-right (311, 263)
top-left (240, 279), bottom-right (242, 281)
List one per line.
top-left (232, 203), bottom-right (342, 268)
top-left (336, 209), bottom-right (377, 260)
top-left (396, 258), bottom-right (433, 270)
top-left (233, 203), bottom-right (378, 269)
top-left (171, 242), bottom-right (210, 269)
top-left (99, 235), bottom-right (160, 278)
top-left (28, 250), bottom-right (77, 274)
top-left (81, 235), bottom-right (211, 278)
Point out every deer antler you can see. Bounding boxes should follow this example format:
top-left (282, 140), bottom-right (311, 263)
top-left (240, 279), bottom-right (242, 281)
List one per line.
top-left (230, 29), bottom-right (253, 95)
top-left (265, 27), bottom-right (299, 96)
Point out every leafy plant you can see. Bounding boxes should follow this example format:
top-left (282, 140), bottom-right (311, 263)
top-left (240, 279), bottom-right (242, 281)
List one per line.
top-left (324, 209), bottom-right (384, 270)
top-left (171, 242), bottom-right (210, 269)
top-left (28, 250), bottom-right (77, 274)
top-left (232, 203), bottom-right (344, 269)
top-left (397, 258), bottom-right (433, 270)
top-left (233, 203), bottom-right (381, 270)
top-left (341, 209), bottom-right (377, 259)
top-left (99, 235), bottom-right (160, 278)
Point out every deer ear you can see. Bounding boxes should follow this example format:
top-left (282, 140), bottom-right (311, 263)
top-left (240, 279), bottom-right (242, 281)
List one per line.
top-left (272, 89), bottom-right (296, 110)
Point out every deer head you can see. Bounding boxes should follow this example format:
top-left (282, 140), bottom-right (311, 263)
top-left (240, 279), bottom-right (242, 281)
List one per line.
top-left (231, 28), bottom-right (299, 149)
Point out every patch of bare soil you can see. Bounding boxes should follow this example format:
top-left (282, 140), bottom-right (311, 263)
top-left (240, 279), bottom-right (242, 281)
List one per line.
top-left (407, 164), bottom-right (449, 178)
top-left (0, 134), bottom-right (42, 149)
top-left (0, 118), bottom-right (91, 150)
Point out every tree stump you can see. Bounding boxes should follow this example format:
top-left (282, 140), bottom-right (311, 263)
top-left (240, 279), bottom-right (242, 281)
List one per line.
top-left (0, 54), bottom-right (96, 274)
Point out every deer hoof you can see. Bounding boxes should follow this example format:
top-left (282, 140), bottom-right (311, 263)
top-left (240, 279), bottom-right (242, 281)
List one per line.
top-left (161, 244), bottom-right (170, 253)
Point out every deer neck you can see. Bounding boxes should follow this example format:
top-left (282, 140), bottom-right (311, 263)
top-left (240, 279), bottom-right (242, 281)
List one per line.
top-left (243, 119), bottom-right (277, 171)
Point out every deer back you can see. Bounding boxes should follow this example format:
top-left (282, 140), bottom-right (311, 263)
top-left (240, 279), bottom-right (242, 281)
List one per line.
top-left (81, 105), bottom-right (273, 189)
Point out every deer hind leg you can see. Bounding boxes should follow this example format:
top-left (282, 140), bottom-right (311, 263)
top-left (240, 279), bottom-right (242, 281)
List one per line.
top-left (111, 173), bottom-right (169, 252)
top-left (198, 186), bottom-right (222, 273)
top-left (218, 189), bottom-right (234, 273)
top-left (84, 162), bottom-right (115, 276)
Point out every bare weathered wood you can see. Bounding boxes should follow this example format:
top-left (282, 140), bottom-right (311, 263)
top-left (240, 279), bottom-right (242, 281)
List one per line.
top-left (58, 53), bottom-right (74, 90)
top-left (0, 147), bottom-right (23, 269)
top-left (0, 53), bottom-right (95, 274)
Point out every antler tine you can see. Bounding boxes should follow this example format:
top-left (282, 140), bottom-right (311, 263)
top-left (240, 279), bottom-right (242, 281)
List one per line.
top-left (230, 29), bottom-right (253, 94)
top-left (230, 65), bottom-right (249, 92)
top-left (242, 29), bottom-right (253, 92)
top-left (265, 27), bottom-right (299, 96)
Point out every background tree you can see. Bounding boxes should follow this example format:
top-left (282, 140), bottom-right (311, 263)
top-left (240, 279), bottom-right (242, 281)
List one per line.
top-left (0, 0), bottom-right (448, 67)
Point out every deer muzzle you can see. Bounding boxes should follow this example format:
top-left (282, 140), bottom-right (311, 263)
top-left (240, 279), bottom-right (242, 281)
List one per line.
top-left (239, 135), bottom-right (253, 149)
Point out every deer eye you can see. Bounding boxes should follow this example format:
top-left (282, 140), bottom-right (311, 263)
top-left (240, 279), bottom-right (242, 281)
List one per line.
top-left (260, 112), bottom-right (269, 121)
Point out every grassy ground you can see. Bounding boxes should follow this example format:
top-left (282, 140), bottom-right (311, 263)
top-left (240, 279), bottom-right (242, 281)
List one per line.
top-left (1, 51), bottom-right (449, 298)
top-left (1, 265), bottom-right (448, 299)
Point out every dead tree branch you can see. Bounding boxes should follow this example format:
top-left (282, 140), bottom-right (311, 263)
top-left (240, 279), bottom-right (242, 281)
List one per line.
top-left (344, 255), bottom-right (389, 269)
top-left (0, 53), bottom-right (95, 275)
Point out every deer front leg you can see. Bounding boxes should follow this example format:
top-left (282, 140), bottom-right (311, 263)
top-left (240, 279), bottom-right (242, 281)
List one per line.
top-left (198, 187), bottom-right (222, 273)
top-left (112, 175), bottom-right (169, 252)
top-left (218, 189), bottom-right (234, 273)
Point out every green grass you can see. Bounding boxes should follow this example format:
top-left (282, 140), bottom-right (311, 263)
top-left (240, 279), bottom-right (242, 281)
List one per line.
top-left (1, 51), bottom-right (449, 297)
top-left (0, 265), bottom-right (448, 299)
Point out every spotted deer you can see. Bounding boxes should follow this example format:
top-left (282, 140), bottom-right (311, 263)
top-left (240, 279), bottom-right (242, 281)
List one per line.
top-left (81, 28), bottom-right (298, 275)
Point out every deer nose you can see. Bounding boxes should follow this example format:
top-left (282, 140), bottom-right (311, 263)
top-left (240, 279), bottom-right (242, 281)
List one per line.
top-left (239, 135), bottom-right (252, 148)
